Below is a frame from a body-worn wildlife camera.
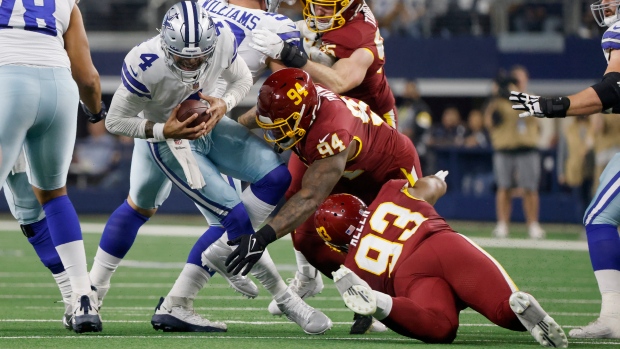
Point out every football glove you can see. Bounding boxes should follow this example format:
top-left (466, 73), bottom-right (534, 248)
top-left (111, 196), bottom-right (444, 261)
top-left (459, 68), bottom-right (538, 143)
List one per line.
top-left (251, 29), bottom-right (308, 68)
top-left (226, 225), bottom-right (277, 276)
top-left (80, 100), bottom-right (108, 123)
top-left (434, 170), bottom-right (449, 182)
top-left (509, 91), bottom-right (569, 118)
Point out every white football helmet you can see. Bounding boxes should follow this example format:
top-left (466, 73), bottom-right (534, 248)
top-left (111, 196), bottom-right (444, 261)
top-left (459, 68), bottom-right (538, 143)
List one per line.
top-left (591, 0), bottom-right (620, 27)
top-left (161, 1), bottom-right (218, 85)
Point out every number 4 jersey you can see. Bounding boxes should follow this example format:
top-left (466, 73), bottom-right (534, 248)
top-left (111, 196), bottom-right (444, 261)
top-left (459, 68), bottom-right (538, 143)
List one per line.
top-left (343, 179), bottom-right (455, 295)
top-left (0, 0), bottom-right (74, 68)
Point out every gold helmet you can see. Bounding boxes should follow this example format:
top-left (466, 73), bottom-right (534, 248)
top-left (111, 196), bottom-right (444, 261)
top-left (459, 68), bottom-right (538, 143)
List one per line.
top-left (301, 0), bottom-right (364, 33)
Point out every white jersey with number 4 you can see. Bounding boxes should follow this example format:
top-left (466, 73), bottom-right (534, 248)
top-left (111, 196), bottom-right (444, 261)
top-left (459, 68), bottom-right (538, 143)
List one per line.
top-left (0, 0), bottom-right (74, 68)
top-left (200, 0), bottom-right (299, 94)
top-left (112, 19), bottom-right (239, 127)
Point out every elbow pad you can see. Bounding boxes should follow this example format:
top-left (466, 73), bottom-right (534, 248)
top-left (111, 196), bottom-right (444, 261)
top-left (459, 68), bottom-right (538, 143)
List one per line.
top-left (280, 43), bottom-right (308, 68)
top-left (592, 72), bottom-right (620, 110)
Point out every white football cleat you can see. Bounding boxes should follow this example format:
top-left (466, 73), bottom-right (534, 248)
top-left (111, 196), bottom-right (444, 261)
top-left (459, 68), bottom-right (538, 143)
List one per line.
top-left (72, 289), bottom-right (102, 333)
top-left (569, 317), bottom-right (620, 339)
top-left (93, 284), bottom-right (110, 310)
top-left (62, 299), bottom-right (72, 330)
top-left (509, 291), bottom-right (568, 348)
top-left (201, 238), bottom-right (259, 299)
top-left (370, 318), bottom-right (388, 332)
top-left (268, 271), bottom-right (324, 316)
top-left (151, 296), bottom-right (227, 332)
top-left (333, 265), bottom-right (376, 316)
top-left (275, 287), bottom-right (332, 335)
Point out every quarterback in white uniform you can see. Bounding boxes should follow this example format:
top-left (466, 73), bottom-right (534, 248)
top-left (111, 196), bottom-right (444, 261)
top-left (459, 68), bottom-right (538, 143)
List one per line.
top-left (94, 1), bottom-right (328, 333)
top-left (0, 0), bottom-right (104, 333)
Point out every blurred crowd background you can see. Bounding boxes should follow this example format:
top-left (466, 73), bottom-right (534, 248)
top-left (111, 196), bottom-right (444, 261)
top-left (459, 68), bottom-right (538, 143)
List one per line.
top-left (48, 0), bottom-right (616, 226)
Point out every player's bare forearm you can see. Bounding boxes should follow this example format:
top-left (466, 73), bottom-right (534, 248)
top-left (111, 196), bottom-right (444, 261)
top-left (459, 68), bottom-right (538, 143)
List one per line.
top-left (237, 106), bottom-right (259, 129)
top-left (65, 5), bottom-right (101, 113)
top-left (268, 152), bottom-right (347, 239)
top-left (566, 87), bottom-right (604, 116)
top-left (304, 49), bottom-right (371, 94)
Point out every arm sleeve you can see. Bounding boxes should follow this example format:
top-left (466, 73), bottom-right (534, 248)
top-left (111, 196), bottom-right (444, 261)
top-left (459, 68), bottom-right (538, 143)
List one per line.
top-left (220, 55), bottom-right (253, 112)
top-left (105, 88), bottom-right (150, 139)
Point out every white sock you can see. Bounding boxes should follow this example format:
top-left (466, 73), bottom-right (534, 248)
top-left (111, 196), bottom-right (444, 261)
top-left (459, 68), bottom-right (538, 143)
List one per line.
top-left (167, 263), bottom-right (211, 300)
top-left (55, 240), bottom-right (91, 295)
top-left (52, 270), bottom-right (72, 303)
top-left (241, 186), bottom-right (276, 230)
top-left (372, 290), bottom-right (393, 321)
top-left (250, 249), bottom-right (287, 297)
top-left (295, 249), bottom-right (317, 279)
top-left (595, 269), bottom-right (620, 294)
top-left (601, 292), bottom-right (620, 318)
top-left (89, 247), bottom-right (122, 287)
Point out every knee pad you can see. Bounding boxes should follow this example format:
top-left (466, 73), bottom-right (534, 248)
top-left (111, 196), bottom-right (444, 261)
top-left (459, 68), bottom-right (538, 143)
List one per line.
top-left (252, 164), bottom-right (291, 205)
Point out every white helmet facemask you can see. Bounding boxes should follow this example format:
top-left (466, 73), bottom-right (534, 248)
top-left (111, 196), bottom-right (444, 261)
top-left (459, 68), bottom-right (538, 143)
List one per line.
top-left (591, 0), bottom-right (620, 27)
top-left (160, 1), bottom-right (218, 85)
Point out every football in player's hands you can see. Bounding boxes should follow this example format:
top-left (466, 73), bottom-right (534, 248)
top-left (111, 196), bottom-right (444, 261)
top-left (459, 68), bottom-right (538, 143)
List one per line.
top-left (176, 99), bottom-right (212, 127)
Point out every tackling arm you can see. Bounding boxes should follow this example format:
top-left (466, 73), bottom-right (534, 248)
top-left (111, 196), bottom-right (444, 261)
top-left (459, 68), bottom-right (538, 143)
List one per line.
top-left (301, 48), bottom-right (373, 94)
top-left (407, 175), bottom-right (448, 206)
top-left (269, 148), bottom-right (350, 239)
top-left (64, 4), bottom-right (103, 119)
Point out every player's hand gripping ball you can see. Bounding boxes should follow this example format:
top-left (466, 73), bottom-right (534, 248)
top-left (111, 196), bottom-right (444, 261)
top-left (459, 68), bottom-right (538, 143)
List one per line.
top-left (176, 99), bottom-right (212, 127)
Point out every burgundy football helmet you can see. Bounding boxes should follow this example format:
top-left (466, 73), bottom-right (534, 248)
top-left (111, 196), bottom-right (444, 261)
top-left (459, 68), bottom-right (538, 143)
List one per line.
top-left (256, 68), bottom-right (319, 151)
top-left (301, 0), bottom-right (364, 33)
top-left (314, 193), bottom-right (367, 251)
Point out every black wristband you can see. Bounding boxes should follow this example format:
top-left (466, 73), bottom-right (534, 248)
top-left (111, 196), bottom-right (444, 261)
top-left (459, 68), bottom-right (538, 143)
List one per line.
top-left (81, 100), bottom-right (108, 124)
top-left (540, 96), bottom-right (570, 118)
top-left (280, 43), bottom-right (308, 68)
top-left (256, 225), bottom-right (277, 244)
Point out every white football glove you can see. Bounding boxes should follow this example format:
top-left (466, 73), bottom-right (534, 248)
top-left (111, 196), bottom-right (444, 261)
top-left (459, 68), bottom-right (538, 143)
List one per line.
top-left (509, 91), bottom-right (544, 118)
top-left (434, 170), bottom-right (449, 182)
top-left (250, 29), bottom-right (284, 60)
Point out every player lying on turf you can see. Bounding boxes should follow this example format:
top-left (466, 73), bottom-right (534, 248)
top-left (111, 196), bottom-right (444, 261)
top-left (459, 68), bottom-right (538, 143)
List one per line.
top-left (314, 172), bottom-right (568, 347)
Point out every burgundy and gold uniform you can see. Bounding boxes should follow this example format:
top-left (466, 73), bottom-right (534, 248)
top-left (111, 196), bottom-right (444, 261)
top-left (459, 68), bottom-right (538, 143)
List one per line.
top-left (287, 85), bottom-right (421, 275)
top-left (317, 3), bottom-right (396, 123)
top-left (343, 179), bottom-right (524, 342)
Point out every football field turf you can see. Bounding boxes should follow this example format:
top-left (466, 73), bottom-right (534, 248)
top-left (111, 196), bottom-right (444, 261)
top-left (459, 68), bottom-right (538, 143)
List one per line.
top-left (0, 216), bottom-right (618, 349)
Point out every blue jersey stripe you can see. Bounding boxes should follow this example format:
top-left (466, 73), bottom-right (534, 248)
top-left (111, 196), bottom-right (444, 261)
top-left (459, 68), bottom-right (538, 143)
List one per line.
top-left (278, 31), bottom-right (300, 44)
top-left (602, 39), bottom-right (620, 51)
top-left (182, 1), bottom-right (190, 47)
top-left (149, 142), bottom-right (231, 219)
top-left (121, 63), bottom-right (150, 94)
top-left (192, 2), bottom-right (200, 47)
top-left (121, 72), bottom-right (151, 99)
top-left (584, 173), bottom-right (620, 224)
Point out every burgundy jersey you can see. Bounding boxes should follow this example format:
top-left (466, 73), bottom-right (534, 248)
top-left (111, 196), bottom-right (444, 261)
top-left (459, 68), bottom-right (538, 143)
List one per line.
top-left (344, 179), bottom-right (455, 295)
top-left (294, 85), bottom-right (418, 203)
top-left (318, 4), bottom-right (395, 116)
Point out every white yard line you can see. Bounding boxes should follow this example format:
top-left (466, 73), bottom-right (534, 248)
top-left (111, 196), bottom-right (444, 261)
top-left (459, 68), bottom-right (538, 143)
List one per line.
top-left (0, 220), bottom-right (588, 250)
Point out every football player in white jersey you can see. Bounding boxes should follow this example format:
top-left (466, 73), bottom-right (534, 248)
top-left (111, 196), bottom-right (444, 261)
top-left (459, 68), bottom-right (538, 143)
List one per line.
top-left (0, 1), bottom-right (104, 333)
top-left (199, 0), bottom-right (333, 332)
top-left (510, 0), bottom-right (620, 339)
top-left (200, 0), bottom-right (336, 322)
top-left (98, 1), bottom-right (331, 334)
